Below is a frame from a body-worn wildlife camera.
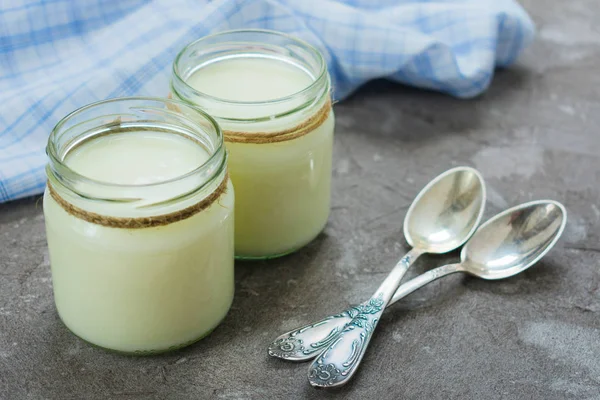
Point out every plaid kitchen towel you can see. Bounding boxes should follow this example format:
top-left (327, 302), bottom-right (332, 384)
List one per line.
top-left (0, 0), bottom-right (535, 203)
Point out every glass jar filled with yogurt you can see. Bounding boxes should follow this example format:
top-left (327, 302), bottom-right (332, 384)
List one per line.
top-left (44, 97), bottom-right (234, 354)
top-left (171, 29), bottom-right (334, 259)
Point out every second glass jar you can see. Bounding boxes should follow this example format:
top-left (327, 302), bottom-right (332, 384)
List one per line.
top-left (171, 29), bottom-right (334, 259)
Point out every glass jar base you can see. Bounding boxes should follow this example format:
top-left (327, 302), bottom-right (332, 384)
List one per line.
top-left (56, 301), bottom-right (232, 356)
top-left (234, 222), bottom-right (326, 260)
top-left (73, 328), bottom-right (218, 356)
top-left (235, 247), bottom-right (302, 260)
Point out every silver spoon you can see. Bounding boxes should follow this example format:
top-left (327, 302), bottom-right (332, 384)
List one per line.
top-left (307, 199), bottom-right (567, 388)
top-left (268, 166), bottom-right (486, 361)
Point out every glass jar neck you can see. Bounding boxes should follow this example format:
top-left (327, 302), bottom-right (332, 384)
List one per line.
top-left (171, 29), bottom-right (330, 131)
top-left (46, 97), bottom-right (227, 218)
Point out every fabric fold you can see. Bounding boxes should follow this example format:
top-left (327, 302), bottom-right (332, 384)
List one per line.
top-left (0, 0), bottom-right (535, 202)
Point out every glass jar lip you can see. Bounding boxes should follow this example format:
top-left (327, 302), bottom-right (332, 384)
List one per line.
top-left (47, 96), bottom-right (225, 190)
top-left (172, 29), bottom-right (328, 107)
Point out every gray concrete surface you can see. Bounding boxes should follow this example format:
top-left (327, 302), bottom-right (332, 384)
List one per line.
top-left (1, 1), bottom-right (600, 399)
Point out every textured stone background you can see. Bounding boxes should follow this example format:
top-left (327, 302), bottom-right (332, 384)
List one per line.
top-left (1, 0), bottom-right (599, 398)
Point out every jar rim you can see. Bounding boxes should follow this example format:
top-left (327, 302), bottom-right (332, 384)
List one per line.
top-left (171, 29), bottom-right (328, 108)
top-left (47, 96), bottom-right (225, 191)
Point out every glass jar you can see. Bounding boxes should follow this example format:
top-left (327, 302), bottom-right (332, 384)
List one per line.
top-left (44, 97), bottom-right (234, 354)
top-left (171, 29), bottom-right (334, 259)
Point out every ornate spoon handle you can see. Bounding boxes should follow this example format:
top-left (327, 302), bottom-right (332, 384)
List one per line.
top-left (307, 249), bottom-right (422, 388)
top-left (268, 263), bottom-right (464, 361)
top-left (268, 249), bottom-right (423, 361)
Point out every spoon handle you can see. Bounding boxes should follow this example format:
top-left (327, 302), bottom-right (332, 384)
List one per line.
top-left (307, 249), bottom-right (422, 388)
top-left (267, 249), bottom-right (423, 361)
top-left (268, 262), bottom-right (463, 362)
top-left (389, 263), bottom-right (464, 305)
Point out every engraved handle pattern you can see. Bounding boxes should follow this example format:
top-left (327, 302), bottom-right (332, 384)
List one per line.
top-left (268, 249), bottom-right (421, 361)
top-left (307, 295), bottom-right (385, 386)
top-left (268, 310), bottom-right (354, 360)
top-left (308, 250), bottom-right (421, 387)
top-left (267, 296), bottom-right (400, 360)
top-left (268, 262), bottom-right (463, 362)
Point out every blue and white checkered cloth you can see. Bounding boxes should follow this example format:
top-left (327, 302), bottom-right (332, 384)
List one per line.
top-left (0, 0), bottom-right (535, 203)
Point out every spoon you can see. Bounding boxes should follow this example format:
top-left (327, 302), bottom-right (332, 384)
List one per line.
top-left (268, 166), bottom-right (486, 361)
top-left (307, 199), bottom-right (567, 388)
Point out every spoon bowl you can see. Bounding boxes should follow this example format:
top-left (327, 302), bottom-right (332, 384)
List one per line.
top-left (387, 199), bottom-right (568, 305)
top-left (461, 200), bottom-right (567, 280)
top-left (404, 166), bottom-right (486, 254)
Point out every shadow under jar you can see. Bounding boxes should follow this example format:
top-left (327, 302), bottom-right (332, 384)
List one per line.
top-left (44, 97), bottom-right (234, 354)
top-left (171, 29), bottom-right (334, 260)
